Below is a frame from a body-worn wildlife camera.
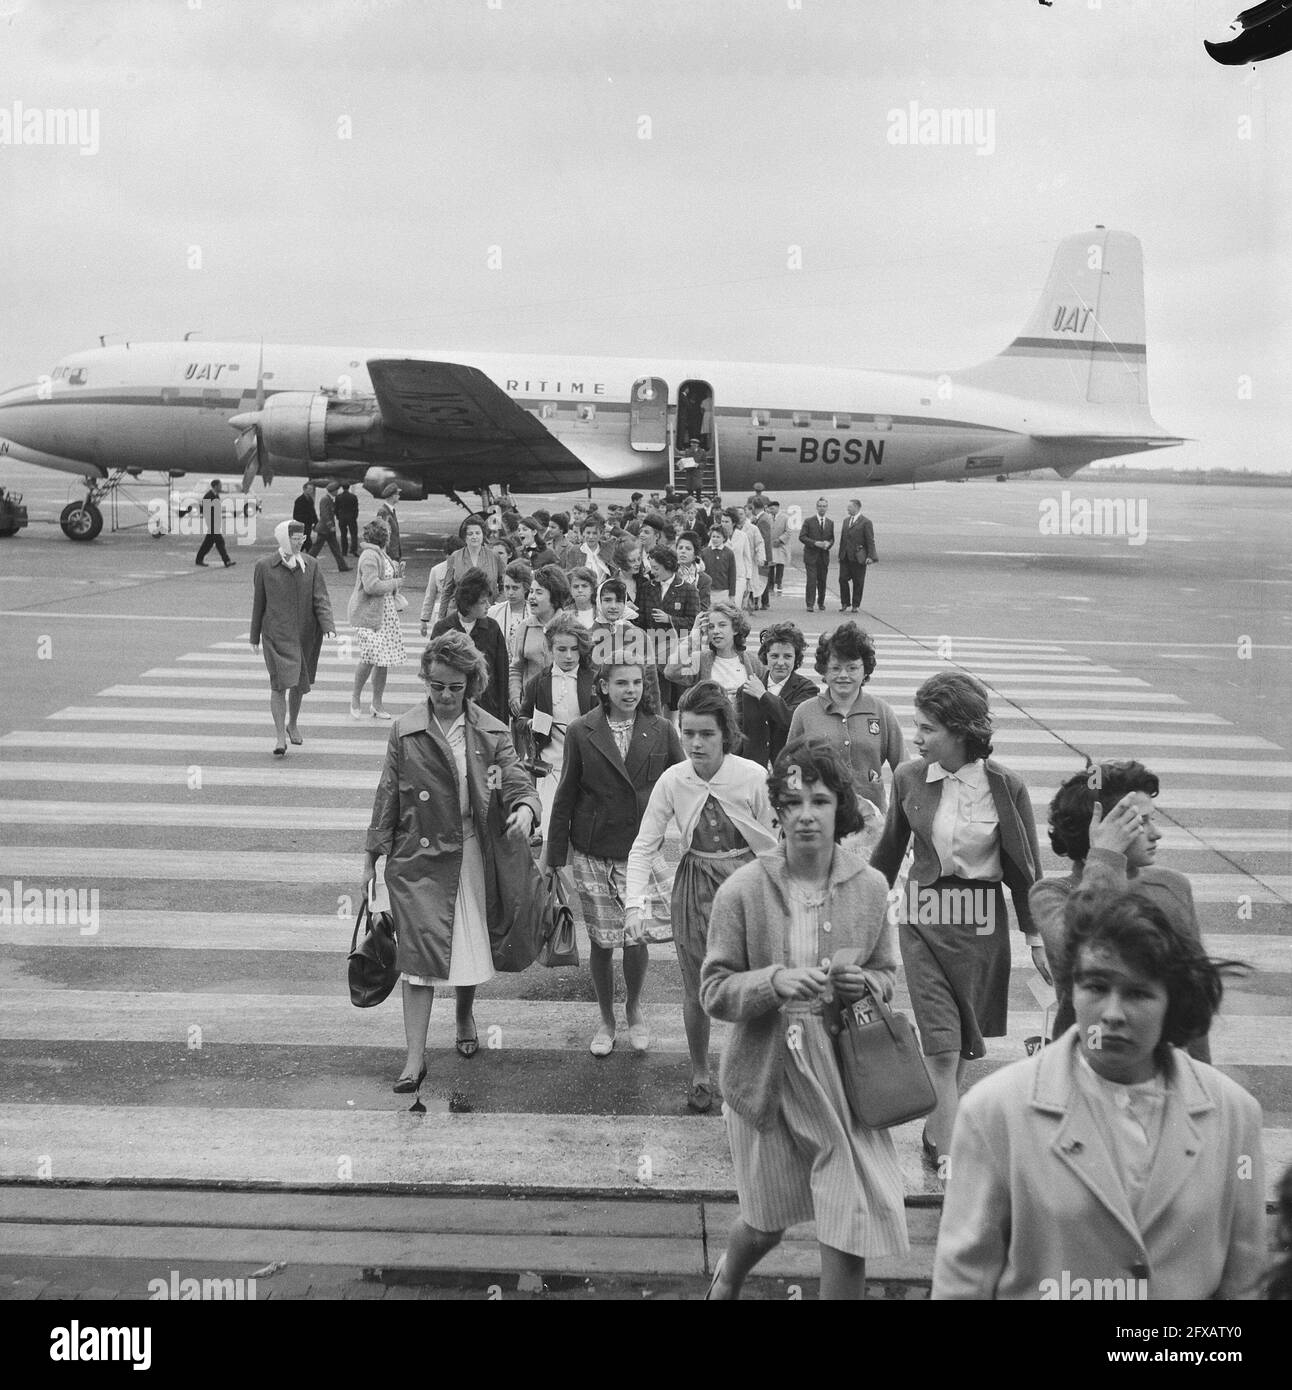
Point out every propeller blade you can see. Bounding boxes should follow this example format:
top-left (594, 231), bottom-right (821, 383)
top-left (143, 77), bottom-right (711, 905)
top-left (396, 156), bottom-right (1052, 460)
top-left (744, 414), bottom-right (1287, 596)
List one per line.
top-left (235, 426), bottom-right (262, 493)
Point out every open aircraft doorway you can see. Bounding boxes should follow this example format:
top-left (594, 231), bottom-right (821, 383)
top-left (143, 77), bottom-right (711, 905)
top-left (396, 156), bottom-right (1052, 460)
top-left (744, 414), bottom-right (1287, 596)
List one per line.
top-left (676, 378), bottom-right (718, 495)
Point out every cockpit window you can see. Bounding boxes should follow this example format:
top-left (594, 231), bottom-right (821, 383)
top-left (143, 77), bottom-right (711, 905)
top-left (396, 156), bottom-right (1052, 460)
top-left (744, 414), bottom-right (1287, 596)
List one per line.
top-left (67, 368), bottom-right (87, 385)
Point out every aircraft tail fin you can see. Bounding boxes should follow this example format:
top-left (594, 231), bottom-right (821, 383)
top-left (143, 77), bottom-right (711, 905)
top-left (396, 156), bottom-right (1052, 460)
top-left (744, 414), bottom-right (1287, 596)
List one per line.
top-left (951, 229), bottom-right (1153, 410)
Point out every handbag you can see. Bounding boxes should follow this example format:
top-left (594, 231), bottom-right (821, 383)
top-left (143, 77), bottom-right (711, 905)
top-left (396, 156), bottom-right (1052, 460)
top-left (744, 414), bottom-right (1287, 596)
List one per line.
top-left (347, 893), bottom-right (399, 1008)
top-left (823, 946), bottom-right (936, 1130)
top-left (537, 870), bottom-right (579, 968)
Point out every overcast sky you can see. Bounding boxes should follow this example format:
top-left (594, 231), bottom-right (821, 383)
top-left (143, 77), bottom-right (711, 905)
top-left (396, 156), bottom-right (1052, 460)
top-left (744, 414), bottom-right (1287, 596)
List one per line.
top-left (1, 0), bottom-right (1287, 470)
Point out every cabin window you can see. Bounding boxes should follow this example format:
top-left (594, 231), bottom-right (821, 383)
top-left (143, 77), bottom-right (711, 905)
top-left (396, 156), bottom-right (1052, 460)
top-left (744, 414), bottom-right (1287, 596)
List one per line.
top-left (833, 413), bottom-right (851, 429)
top-left (791, 411), bottom-right (811, 428)
top-left (873, 415), bottom-right (893, 432)
top-left (202, 389), bottom-right (223, 406)
top-left (576, 404), bottom-right (596, 422)
top-left (752, 410), bottom-right (771, 427)
top-left (539, 402), bottom-right (559, 419)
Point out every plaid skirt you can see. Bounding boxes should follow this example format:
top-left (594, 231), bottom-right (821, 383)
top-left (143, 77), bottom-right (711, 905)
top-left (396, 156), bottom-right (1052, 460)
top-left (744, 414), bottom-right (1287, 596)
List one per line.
top-left (571, 849), bottom-right (674, 948)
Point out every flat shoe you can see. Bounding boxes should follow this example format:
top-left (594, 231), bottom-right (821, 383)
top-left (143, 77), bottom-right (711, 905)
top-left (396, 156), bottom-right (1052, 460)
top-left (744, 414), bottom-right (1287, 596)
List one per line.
top-left (627, 1023), bottom-right (650, 1053)
top-left (272, 745), bottom-right (286, 757)
top-left (371, 707), bottom-right (393, 721)
top-left (687, 1081), bottom-right (714, 1114)
top-left (286, 727), bottom-right (303, 746)
top-left (589, 1028), bottom-right (616, 1057)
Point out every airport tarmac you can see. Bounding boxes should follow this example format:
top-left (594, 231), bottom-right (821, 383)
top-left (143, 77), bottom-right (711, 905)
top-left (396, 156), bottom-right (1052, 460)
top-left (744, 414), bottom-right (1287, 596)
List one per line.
top-left (0, 461), bottom-right (1288, 1296)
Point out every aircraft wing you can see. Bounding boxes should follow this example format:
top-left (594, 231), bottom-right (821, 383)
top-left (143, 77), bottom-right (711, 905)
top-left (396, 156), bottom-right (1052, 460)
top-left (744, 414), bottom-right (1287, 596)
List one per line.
top-left (366, 358), bottom-right (588, 488)
top-left (1030, 434), bottom-right (1189, 448)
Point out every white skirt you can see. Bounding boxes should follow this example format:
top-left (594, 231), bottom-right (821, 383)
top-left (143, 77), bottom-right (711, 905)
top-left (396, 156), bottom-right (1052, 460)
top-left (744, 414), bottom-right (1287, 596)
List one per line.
top-left (401, 829), bottom-right (495, 988)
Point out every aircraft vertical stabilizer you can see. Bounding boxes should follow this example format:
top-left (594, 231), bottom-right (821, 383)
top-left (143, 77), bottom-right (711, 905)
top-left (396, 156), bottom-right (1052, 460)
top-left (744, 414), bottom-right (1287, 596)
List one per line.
top-left (951, 229), bottom-right (1151, 410)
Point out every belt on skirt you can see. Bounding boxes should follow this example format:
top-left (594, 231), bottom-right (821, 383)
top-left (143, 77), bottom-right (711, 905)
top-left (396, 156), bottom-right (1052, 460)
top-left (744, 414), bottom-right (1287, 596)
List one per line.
top-left (684, 847), bottom-right (751, 861)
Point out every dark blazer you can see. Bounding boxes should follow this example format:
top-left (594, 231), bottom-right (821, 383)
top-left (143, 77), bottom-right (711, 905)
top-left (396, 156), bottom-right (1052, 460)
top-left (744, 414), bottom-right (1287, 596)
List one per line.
top-left (798, 513), bottom-right (835, 557)
top-left (644, 578), bottom-right (700, 634)
top-left (527, 544), bottom-right (562, 572)
top-left (663, 648), bottom-right (774, 769)
top-left (365, 700), bottom-right (540, 980)
top-left (762, 670), bottom-right (822, 763)
top-left (519, 665), bottom-right (598, 752)
top-left (838, 512), bottom-right (876, 563)
top-left (546, 706), bottom-right (684, 866)
top-left (335, 488), bottom-right (359, 522)
top-left (871, 757), bottom-right (1042, 937)
top-left (430, 612), bottom-right (509, 722)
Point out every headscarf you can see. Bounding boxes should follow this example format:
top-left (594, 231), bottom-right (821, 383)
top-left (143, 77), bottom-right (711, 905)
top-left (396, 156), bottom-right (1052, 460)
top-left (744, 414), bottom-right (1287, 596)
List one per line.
top-left (275, 520), bottom-right (303, 568)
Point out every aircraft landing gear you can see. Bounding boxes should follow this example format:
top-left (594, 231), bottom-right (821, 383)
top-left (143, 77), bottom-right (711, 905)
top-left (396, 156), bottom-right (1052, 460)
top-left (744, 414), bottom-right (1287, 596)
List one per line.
top-left (60, 498), bottom-right (103, 541)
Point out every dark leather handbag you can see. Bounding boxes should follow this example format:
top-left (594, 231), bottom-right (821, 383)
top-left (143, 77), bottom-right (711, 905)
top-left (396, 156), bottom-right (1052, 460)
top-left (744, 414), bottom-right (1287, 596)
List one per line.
top-left (537, 870), bottom-right (579, 968)
top-left (347, 897), bottom-right (399, 1008)
top-left (823, 947), bottom-right (936, 1130)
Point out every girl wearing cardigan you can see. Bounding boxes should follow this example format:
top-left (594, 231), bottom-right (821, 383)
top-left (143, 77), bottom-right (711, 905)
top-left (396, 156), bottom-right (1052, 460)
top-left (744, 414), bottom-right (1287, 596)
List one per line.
top-left (701, 738), bottom-right (908, 1300)
top-left (346, 518), bottom-right (405, 720)
top-left (625, 681), bottom-right (778, 1113)
top-left (870, 671), bottom-right (1044, 1168)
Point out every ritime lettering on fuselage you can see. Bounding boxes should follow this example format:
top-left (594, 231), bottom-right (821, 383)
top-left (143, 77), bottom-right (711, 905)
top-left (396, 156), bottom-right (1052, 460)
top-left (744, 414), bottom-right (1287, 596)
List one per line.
top-left (505, 379), bottom-right (607, 395)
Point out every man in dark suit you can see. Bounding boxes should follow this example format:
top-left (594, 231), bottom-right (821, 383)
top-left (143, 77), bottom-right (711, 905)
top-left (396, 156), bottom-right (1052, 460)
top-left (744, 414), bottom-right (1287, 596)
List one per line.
top-left (309, 481), bottom-right (351, 572)
top-left (182, 478), bottom-right (236, 568)
top-left (837, 498), bottom-right (877, 612)
top-left (376, 488), bottom-right (402, 562)
top-left (292, 481), bottom-right (318, 549)
top-left (336, 482), bottom-right (359, 556)
top-left (798, 496), bottom-right (834, 612)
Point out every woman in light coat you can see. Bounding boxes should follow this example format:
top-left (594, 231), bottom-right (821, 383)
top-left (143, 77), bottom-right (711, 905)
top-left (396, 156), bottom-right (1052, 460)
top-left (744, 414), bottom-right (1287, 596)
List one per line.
top-left (701, 738), bottom-right (908, 1300)
top-left (933, 888), bottom-right (1266, 1301)
top-left (347, 518), bottom-right (406, 720)
top-left (363, 631), bottom-right (540, 1090)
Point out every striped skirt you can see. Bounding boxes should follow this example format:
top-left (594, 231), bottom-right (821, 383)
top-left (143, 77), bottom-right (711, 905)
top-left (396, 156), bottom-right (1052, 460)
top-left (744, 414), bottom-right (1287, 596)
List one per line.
top-left (724, 1008), bottom-right (909, 1258)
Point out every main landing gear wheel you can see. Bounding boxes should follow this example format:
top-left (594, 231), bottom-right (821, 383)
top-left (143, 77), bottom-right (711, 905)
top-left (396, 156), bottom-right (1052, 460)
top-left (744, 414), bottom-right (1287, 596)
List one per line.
top-left (60, 500), bottom-right (103, 541)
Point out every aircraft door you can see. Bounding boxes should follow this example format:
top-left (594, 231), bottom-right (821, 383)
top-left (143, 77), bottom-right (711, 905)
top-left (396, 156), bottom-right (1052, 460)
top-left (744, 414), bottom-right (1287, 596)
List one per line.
top-left (629, 377), bottom-right (668, 451)
top-left (676, 379), bottom-right (718, 493)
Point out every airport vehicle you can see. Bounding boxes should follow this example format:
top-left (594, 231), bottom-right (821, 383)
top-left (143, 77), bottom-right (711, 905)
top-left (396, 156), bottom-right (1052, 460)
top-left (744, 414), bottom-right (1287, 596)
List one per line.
top-left (0, 228), bottom-right (1184, 541)
top-left (1206, 1), bottom-right (1292, 64)
top-left (0, 486), bottom-right (28, 537)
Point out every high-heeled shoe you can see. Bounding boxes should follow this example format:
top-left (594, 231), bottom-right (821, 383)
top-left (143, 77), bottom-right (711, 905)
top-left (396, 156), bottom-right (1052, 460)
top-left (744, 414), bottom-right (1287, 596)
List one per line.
top-left (392, 1063), bottom-right (427, 1094)
top-left (286, 726), bottom-right (303, 746)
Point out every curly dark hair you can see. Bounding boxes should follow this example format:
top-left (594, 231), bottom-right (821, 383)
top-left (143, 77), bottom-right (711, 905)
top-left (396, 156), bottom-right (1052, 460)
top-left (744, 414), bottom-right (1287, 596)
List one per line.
top-left (758, 621), bottom-right (807, 669)
top-left (913, 670), bottom-right (993, 762)
top-left (504, 559), bottom-right (533, 589)
top-left (457, 513), bottom-right (488, 541)
top-left (768, 737), bottom-right (867, 841)
top-left (678, 679), bottom-right (741, 753)
top-left (1046, 760), bottom-right (1162, 862)
top-left (649, 545), bottom-right (678, 574)
top-left (453, 566), bottom-right (495, 615)
top-left (532, 564), bottom-right (572, 611)
top-left (814, 622), bottom-right (877, 681)
top-left (1063, 888), bottom-right (1244, 1061)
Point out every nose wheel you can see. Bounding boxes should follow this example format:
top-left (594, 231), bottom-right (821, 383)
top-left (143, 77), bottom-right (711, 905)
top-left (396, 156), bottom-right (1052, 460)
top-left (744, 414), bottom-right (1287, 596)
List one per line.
top-left (60, 499), bottom-right (104, 541)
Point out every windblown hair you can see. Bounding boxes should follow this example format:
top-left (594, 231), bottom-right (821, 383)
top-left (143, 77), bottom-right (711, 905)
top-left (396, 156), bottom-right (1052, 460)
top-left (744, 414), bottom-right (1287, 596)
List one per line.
top-left (361, 519), bottom-right (389, 547)
top-left (453, 566), bottom-right (495, 615)
top-left (594, 659), bottom-right (658, 716)
top-left (1046, 760), bottom-right (1161, 862)
top-left (419, 629), bottom-right (489, 700)
top-left (913, 670), bottom-right (993, 762)
top-left (503, 559), bottom-right (533, 590)
top-left (758, 621), bottom-right (807, 670)
top-left (1063, 888), bottom-right (1244, 1060)
top-left (768, 737), bottom-right (867, 842)
top-left (707, 600), bottom-right (750, 651)
top-left (678, 679), bottom-right (740, 753)
top-left (544, 612), bottom-right (592, 667)
top-left (814, 621), bottom-right (877, 681)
